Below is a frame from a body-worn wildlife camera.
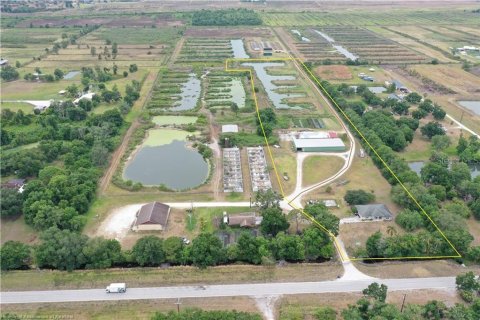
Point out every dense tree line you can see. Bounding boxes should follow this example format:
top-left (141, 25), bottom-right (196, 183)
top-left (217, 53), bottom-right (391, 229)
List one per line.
top-left (0, 201), bottom-right (337, 271)
top-left (0, 81), bottom-right (141, 230)
top-left (192, 9), bottom-right (262, 26)
top-left (303, 71), bottom-right (478, 262)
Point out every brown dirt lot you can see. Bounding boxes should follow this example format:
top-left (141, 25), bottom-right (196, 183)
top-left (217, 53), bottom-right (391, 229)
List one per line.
top-left (354, 260), bottom-right (480, 278)
top-left (315, 65), bottom-right (352, 80)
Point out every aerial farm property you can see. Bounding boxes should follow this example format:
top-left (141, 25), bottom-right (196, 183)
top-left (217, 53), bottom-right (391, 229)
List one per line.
top-left (1, 1), bottom-right (480, 319)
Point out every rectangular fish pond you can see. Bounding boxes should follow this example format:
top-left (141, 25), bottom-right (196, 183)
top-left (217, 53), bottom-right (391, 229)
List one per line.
top-left (242, 62), bottom-right (306, 109)
top-left (458, 100), bottom-right (480, 116)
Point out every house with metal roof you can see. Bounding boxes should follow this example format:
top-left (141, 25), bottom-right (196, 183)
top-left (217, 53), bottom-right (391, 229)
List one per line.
top-left (132, 202), bottom-right (171, 231)
top-left (355, 204), bottom-right (393, 221)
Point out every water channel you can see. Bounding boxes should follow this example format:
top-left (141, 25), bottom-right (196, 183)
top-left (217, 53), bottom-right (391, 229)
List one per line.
top-left (313, 29), bottom-right (358, 61)
top-left (231, 39), bottom-right (250, 59)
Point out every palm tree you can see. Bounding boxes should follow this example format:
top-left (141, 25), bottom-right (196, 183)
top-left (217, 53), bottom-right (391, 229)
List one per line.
top-left (386, 226), bottom-right (397, 237)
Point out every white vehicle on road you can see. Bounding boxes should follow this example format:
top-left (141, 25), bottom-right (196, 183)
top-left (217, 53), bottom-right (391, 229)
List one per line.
top-left (106, 283), bottom-right (126, 293)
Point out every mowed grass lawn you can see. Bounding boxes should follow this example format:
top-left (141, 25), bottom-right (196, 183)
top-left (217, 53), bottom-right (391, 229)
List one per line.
top-left (1, 262), bottom-right (341, 291)
top-left (302, 155), bottom-right (344, 187)
top-left (1, 79), bottom-right (77, 100)
top-left (0, 102), bottom-right (35, 114)
top-left (2, 297), bottom-right (260, 320)
top-left (271, 142), bottom-right (297, 195)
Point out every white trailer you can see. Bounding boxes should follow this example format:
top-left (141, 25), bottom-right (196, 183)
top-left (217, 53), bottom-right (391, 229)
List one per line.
top-left (106, 283), bottom-right (126, 293)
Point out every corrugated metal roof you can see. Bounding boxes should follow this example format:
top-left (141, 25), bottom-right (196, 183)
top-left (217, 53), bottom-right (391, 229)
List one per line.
top-left (293, 138), bottom-right (345, 149)
top-left (222, 124), bottom-right (239, 133)
top-left (135, 202), bottom-right (170, 226)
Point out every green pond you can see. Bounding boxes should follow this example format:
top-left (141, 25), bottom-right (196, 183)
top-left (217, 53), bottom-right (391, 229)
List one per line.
top-left (123, 129), bottom-right (208, 190)
top-left (152, 115), bottom-right (198, 126)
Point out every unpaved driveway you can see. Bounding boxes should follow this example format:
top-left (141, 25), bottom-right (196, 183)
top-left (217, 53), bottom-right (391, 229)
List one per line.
top-left (95, 204), bottom-right (143, 240)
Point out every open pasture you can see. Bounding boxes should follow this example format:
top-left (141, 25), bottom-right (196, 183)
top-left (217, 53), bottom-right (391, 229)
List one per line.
top-left (381, 25), bottom-right (479, 62)
top-left (23, 26), bottom-right (180, 71)
top-left (408, 64), bottom-right (480, 96)
top-left (15, 13), bottom-right (183, 28)
top-left (0, 27), bottom-right (80, 64)
top-left (366, 26), bottom-right (456, 63)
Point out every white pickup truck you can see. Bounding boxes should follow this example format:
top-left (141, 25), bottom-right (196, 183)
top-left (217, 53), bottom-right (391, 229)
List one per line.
top-left (106, 283), bottom-right (127, 293)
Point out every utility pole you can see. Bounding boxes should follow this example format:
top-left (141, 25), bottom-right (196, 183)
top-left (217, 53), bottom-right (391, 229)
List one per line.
top-left (175, 298), bottom-right (181, 313)
top-left (400, 294), bottom-right (407, 313)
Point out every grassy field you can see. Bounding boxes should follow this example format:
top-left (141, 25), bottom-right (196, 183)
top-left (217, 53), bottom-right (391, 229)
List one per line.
top-left (0, 215), bottom-right (38, 245)
top-left (303, 141), bottom-right (398, 218)
top-left (277, 289), bottom-right (463, 320)
top-left (270, 141), bottom-right (297, 195)
top-left (409, 64), bottom-right (480, 96)
top-left (354, 260), bottom-right (480, 278)
top-left (1, 297), bottom-right (260, 320)
top-left (1, 262), bottom-right (341, 291)
top-left (302, 155), bottom-right (345, 187)
top-left (0, 102), bottom-right (35, 114)
top-left (367, 26), bottom-right (456, 63)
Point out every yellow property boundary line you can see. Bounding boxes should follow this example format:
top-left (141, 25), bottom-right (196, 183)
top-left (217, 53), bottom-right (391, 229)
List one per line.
top-left (225, 57), bottom-right (461, 262)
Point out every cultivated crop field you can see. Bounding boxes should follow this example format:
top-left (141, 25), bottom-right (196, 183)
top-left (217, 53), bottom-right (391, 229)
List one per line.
top-left (177, 38), bottom-right (234, 63)
top-left (316, 26), bottom-right (429, 64)
top-left (261, 10), bottom-right (480, 27)
top-left (283, 28), bottom-right (345, 64)
top-left (380, 25), bottom-right (480, 63)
